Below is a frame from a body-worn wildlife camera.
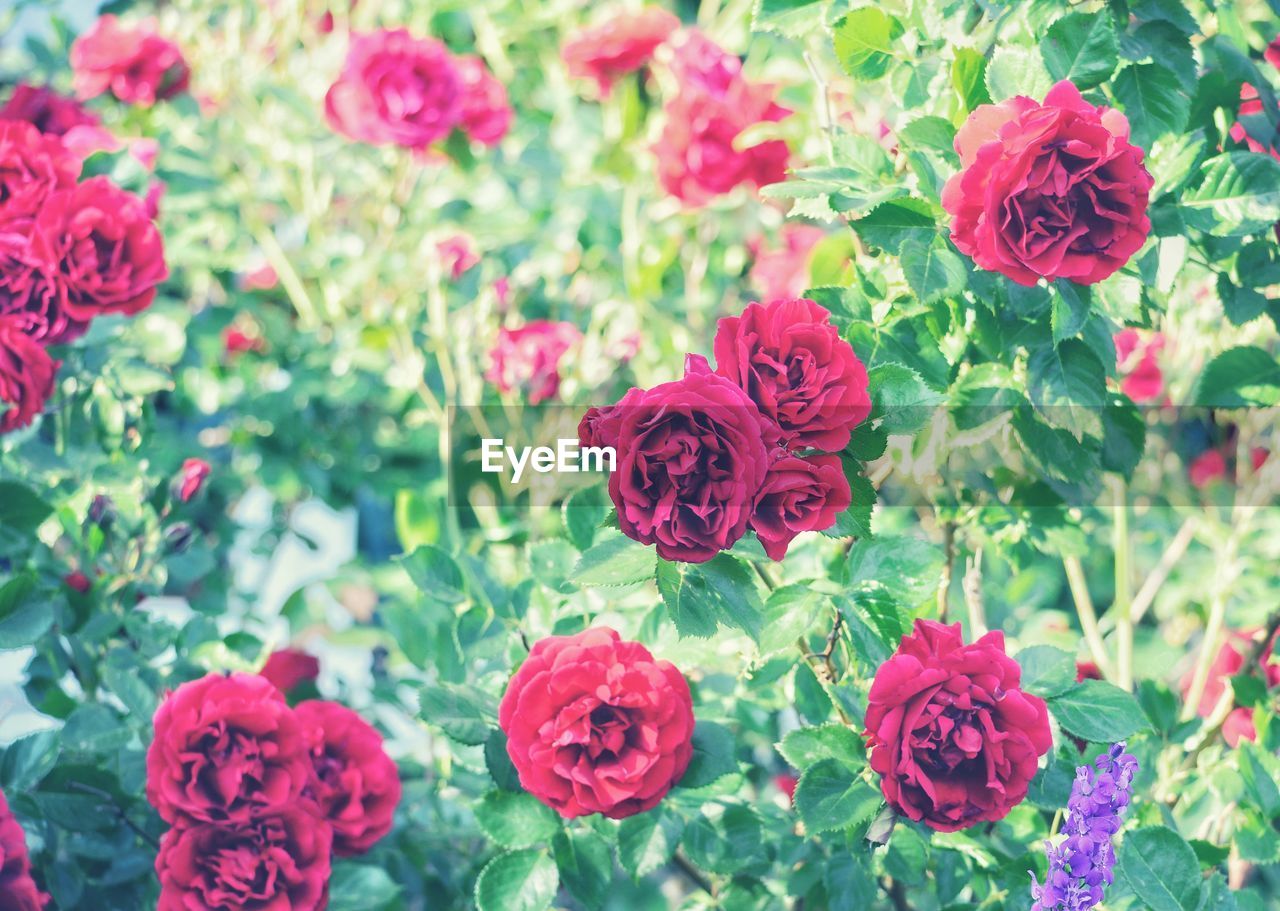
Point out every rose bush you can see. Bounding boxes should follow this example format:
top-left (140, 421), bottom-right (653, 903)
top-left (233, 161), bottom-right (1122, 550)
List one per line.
top-left (0, 0), bottom-right (1278, 909)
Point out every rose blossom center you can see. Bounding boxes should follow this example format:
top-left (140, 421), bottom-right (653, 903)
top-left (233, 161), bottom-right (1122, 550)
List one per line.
top-left (191, 722), bottom-right (266, 804)
top-left (204, 825), bottom-right (283, 901)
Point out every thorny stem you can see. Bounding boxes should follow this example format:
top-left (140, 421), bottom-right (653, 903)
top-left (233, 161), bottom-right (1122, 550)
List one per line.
top-left (1063, 556), bottom-right (1116, 679)
top-left (673, 849), bottom-right (715, 895)
top-left (803, 50), bottom-right (837, 162)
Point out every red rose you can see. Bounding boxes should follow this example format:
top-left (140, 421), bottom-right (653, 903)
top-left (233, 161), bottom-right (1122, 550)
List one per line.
top-left (654, 82), bottom-right (790, 206)
top-left (146, 672), bottom-right (314, 826)
top-left (666, 30), bottom-right (746, 99)
top-left (865, 620), bottom-right (1052, 832)
top-left (295, 700), bottom-right (401, 856)
top-left (70, 16), bottom-right (190, 107)
top-left (0, 120), bottom-right (81, 222)
top-left (713, 297), bottom-right (871, 452)
top-left (498, 627), bottom-right (695, 819)
top-left (1180, 628), bottom-right (1280, 747)
top-left (593, 355), bottom-right (774, 562)
top-left (24, 176), bottom-right (167, 342)
top-left (561, 7), bottom-right (680, 96)
top-left (748, 223), bottom-right (826, 302)
top-left (486, 320), bottom-right (581, 405)
top-left (456, 55), bottom-right (512, 147)
top-left (260, 648), bottom-right (320, 695)
top-left (0, 84), bottom-right (99, 137)
top-left (750, 452), bottom-right (851, 560)
top-left (155, 807), bottom-right (331, 911)
top-left (1113, 328), bottom-right (1165, 403)
top-left (0, 789), bottom-right (48, 911)
top-left (175, 457), bottom-right (211, 503)
top-left (1189, 448), bottom-right (1228, 488)
top-left (941, 80), bottom-right (1153, 286)
top-left (64, 570), bottom-right (92, 593)
top-left (325, 29), bottom-right (464, 150)
top-left (773, 773), bottom-right (798, 804)
top-left (437, 233), bottom-right (479, 280)
top-left (0, 317), bottom-right (56, 434)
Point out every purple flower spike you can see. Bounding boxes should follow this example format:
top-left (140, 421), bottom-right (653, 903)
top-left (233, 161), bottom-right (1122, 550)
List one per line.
top-left (1030, 742), bottom-right (1139, 911)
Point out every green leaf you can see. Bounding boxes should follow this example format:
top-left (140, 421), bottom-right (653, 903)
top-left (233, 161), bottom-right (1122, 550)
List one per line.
top-left (656, 555), bottom-right (763, 640)
top-left (1113, 63), bottom-right (1190, 151)
top-left (824, 467), bottom-right (875, 539)
top-left (833, 8), bottom-right (903, 81)
top-left (1184, 153), bottom-right (1280, 237)
top-left (952, 47), bottom-right (991, 112)
top-left (751, 0), bottom-right (827, 37)
top-left (1193, 346), bottom-right (1280, 407)
top-left (794, 758), bottom-right (882, 833)
top-left (1051, 281), bottom-right (1091, 344)
top-left (617, 809), bottom-right (683, 880)
top-left (1040, 12), bottom-right (1119, 89)
top-left (682, 805), bottom-right (763, 874)
top-left (0, 729), bottom-right (60, 792)
top-left (1027, 339), bottom-right (1107, 441)
top-left (485, 729), bottom-right (522, 791)
top-left (1012, 405), bottom-right (1100, 484)
top-left (419, 682), bottom-right (497, 745)
top-left (868, 363), bottom-right (945, 435)
top-left (847, 535), bottom-right (943, 606)
top-left (61, 703), bottom-right (131, 753)
top-left (1117, 826), bottom-right (1202, 911)
top-left (397, 545), bottom-right (467, 605)
top-left (899, 239), bottom-right (968, 305)
top-left (553, 830), bottom-right (612, 911)
top-left (1238, 742), bottom-right (1280, 818)
top-left (1016, 645), bottom-right (1079, 698)
top-left (986, 45), bottom-right (1053, 102)
top-left (562, 485), bottom-right (607, 550)
top-left (1101, 394), bottom-right (1146, 476)
top-left (475, 849), bottom-right (558, 911)
top-left (679, 720), bottom-right (737, 789)
top-left (1048, 678), bottom-right (1150, 742)
top-left (852, 197), bottom-right (940, 253)
top-left (476, 790), bottom-right (561, 848)
top-left (896, 116), bottom-right (957, 156)
top-left (0, 574), bottom-right (52, 649)
top-left (328, 865), bottom-right (401, 911)
top-left (569, 530), bottom-right (656, 587)
top-left (777, 724), bottom-right (865, 770)
top-left (0, 482), bottom-right (52, 533)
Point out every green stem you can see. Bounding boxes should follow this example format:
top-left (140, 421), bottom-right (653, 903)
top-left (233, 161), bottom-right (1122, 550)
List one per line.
top-left (1113, 479), bottom-right (1133, 691)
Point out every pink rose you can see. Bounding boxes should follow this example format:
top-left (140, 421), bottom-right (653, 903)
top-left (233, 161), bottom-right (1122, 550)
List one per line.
top-left (941, 80), bottom-right (1153, 286)
top-left (498, 627), bottom-right (695, 819)
top-left (1113, 328), bottom-right (1165, 403)
top-left (456, 56), bottom-right (512, 146)
top-left (0, 316), bottom-right (56, 434)
top-left (437, 233), bottom-right (479, 280)
top-left (713, 298), bottom-right (871, 452)
top-left (70, 16), bottom-right (190, 107)
top-left (866, 620), bottom-right (1052, 831)
top-left (586, 355), bottom-right (774, 563)
top-left (561, 7), bottom-right (680, 96)
top-left (260, 648), bottom-right (320, 695)
top-left (0, 788), bottom-right (48, 911)
top-left (0, 120), bottom-right (81, 222)
top-left (486, 320), bottom-right (582, 404)
top-left (174, 457), bottom-right (211, 502)
top-left (1189, 449), bottom-right (1228, 489)
top-left (0, 84), bottom-right (99, 137)
top-left (747, 223), bottom-right (826, 302)
top-left (750, 452), bottom-right (851, 560)
top-left (325, 29), bottom-right (464, 150)
top-left (295, 700), bottom-right (402, 856)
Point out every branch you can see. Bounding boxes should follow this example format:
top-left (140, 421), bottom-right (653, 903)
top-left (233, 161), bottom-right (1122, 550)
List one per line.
top-left (1063, 556), bottom-right (1115, 679)
top-left (1127, 517), bottom-right (1198, 625)
top-left (963, 548), bottom-right (987, 638)
top-left (672, 850), bottom-right (715, 895)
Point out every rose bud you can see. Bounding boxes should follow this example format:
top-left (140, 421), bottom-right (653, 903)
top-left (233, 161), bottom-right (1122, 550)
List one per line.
top-left (162, 522), bottom-right (195, 554)
top-left (941, 80), bottom-right (1153, 286)
top-left (155, 807), bottom-right (331, 911)
top-left (865, 620), bottom-right (1052, 831)
top-left (64, 571), bottom-right (92, 594)
top-left (714, 297), bottom-right (871, 452)
top-left (295, 700), bottom-right (401, 856)
top-left (87, 494), bottom-right (116, 530)
top-left (173, 457), bottom-right (211, 503)
top-left (260, 648), bottom-right (321, 696)
top-left (498, 627), bottom-right (695, 819)
top-left (146, 672), bottom-right (313, 826)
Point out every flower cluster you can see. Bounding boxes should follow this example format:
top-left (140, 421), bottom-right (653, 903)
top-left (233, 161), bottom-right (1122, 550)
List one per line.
top-left (865, 620), bottom-right (1053, 831)
top-left (0, 82), bottom-right (168, 432)
top-left (582, 296), bottom-right (869, 563)
top-left (0, 789), bottom-right (48, 910)
top-left (653, 30), bottom-right (792, 206)
top-left (326, 28), bottom-right (511, 153)
top-left (146, 671), bottom-right (401, 909)
top-left (943, 80), bottom-right (1153, 286)
top-left (1030, 743), bottom-right (1139, 911)
top-left (498, 627), bottom-right (695, 819)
